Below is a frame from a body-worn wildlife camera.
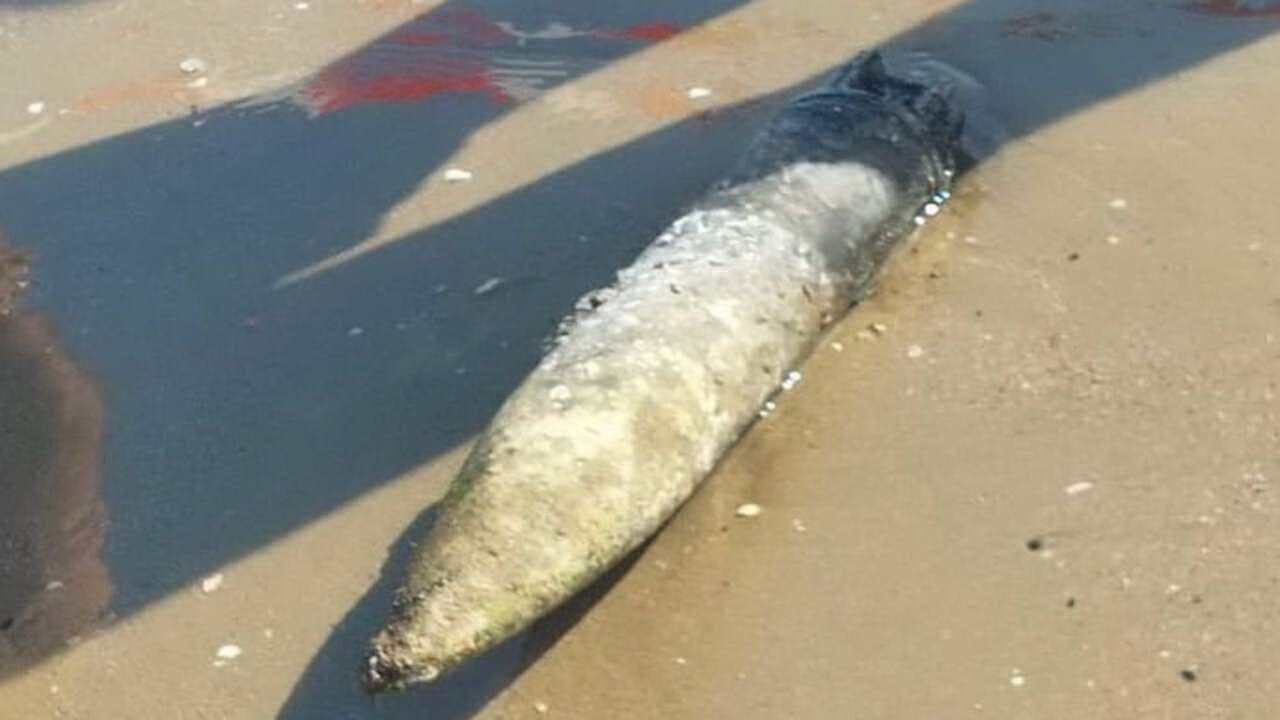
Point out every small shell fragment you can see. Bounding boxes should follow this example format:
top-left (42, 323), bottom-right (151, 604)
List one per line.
top-left (179, 57), bottom-right (208, 75)
top-left (201, 573), bottom-right (225, 594)
top-left (473, 277), bottom-right (503, 295)
top-left (687, 87), bottom-right (713, 100)
top-left (215, 644), bottom-right (243, 660)
top-left (444, 168), bottom-right (474, 182)
top-left (735, 503), bottom-right (762, 518)
top-left (1065, 481), bottom-right (1094, 496)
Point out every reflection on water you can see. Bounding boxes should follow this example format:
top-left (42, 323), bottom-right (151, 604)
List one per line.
top-left (0, 239), bottom-right (109, 678)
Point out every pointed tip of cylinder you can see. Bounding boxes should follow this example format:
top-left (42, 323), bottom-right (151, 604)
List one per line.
top-left (360, 632), bottom-right (443, 694)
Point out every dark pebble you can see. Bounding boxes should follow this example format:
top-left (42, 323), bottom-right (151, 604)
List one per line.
top-left (1180, 669), bottom-right (1198, 683)
top-left (1026, 537), bottom-right (1044, 551)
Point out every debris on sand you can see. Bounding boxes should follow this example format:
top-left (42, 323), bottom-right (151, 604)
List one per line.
top-left (473, 277), bottom-right (504, 296)
top-left (735, 503), bottom-right (763, 518)
top-left (179, 57), bottom-right (208, 75)
top-left (215, 644), bottom-right (242, 660)
top-left (200, 573), bottom-right (225, 594)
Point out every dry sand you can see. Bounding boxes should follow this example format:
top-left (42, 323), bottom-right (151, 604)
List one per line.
top-left (1, 0), bottom-right (1278, 718)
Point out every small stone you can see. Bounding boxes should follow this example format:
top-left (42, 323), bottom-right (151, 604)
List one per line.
top-left (870, 322), bottom-right (888, 335)
top-left (200, 573), bottom-right (224, 593)
top-left (548, 385), bottom-right (572, 404)
top-left (294, 1), bottom-right (310, 8)
top-left (215, 644), bottom-right (242, 660)
top-left (906, 344), bottom-right (925, 359)
top-left (1107, 235), bottom-right (1121, 245)
top-left (1180, 669), bottom-right (1197, 682)
top-left (830, 341), bottom-right (844, 352)
top-left (179, 57), bottom-right (208, 75)
top-left (534, 701), bottom-right (550, 714)
top-left (781, 371), bottom-right (802, 391)
top-left (444, 168), bottom-right (473, 182)
top-left (674, 657), bottom-right (688, 665)
top-left (44, 580), bottom-right (64, 592)
top-left (913, 216), bottom-right (926, 227)
top-left (347, 326), bottom-right (364, 337)
top-left (1065, 481), bottom-right (1094, 495)
top-left (187, 77), bottom-right (209, 89)
top-left (1010, 675), bottom-right (1026, 687)
top-left (26, 101), bottom-right (45, 115)
top-left (923, 202), bottom-right (941, 217)
top-left (792, 518), bottom-right (807, 533)
top-left (1108, 198), bottom-right (1128, 209)
top-left (735, 503), bottom-right (762, 518)
top-left (687, 87), bottom-right (712, 100)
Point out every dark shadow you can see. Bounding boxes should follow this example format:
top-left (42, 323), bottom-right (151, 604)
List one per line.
top-left (0, 243), bottom-right (110, 679)
top-left (0, 0), bottom-right (1275, 710)
top-left (0, 0), bottom-right (757, 620)
top-left (276, 506), bottom-right (650, 720)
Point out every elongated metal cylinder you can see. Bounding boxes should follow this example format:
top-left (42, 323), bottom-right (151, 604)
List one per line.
top-left (363, 51), bottom-right (963, 692)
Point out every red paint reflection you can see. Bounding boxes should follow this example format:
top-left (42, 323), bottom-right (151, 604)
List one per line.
top-left (299, 6), bottom-right (684, 115)
top-left (1188, 0), bottom-right (1280, 16)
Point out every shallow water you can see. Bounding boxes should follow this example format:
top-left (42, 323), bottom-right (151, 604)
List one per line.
top-left (1, 0), bottom-right (1278, 717)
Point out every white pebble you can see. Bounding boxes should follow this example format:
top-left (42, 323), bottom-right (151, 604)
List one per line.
top-left (870, 322), bottom-right (888, 335)
top-left (548, 385), bottom-right (572, 404)
top-left (534, 702), bottom-right (550, 714)
top-left (1010, 675), bottom-right (1026, 687)
top-left (45, 580), bottom-right (64, 592)
top-left (443, 168), bottom-right (473, 182)
top-left (906, 344), bottom-right (925, 359)
top-left (1065, 481), bottom-right (1094, 496)
top-left (735, 503), bottom-right (762, 518)
top-left (200, 573), bottom-right (225, 593)
top-left (27, 101), bottom-right (45, 115)
top-left (913, 216), bottom-right (926, 227)
top-left (781, 371), bottom-right (802, 391)
top-left (830, 341), bottom-right (844, 352)
top-left (294, 1), bottom-right (310, 8)
top-left (687, 87), bottom-right (712, 100)
top-left (923, 202), bottom-right (941, 217)
top-left (1108, 198), bottom-right (1127, 209)
top-left (1106, 235), bottom-right (1121, 245)
top-left (215, 644), bottom-right (242, 660)
top-left (674, 657), bottom-right (688, 665)
top-left (179, 57), bottom-right (208, 75)
top-left (347, 326), bottom-right (364, 337)
top-left (792, 518), bottom-right (807, 533)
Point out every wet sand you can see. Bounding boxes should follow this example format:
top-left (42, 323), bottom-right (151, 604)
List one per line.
top-left (1, 0), bottom-right (1279, 718)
